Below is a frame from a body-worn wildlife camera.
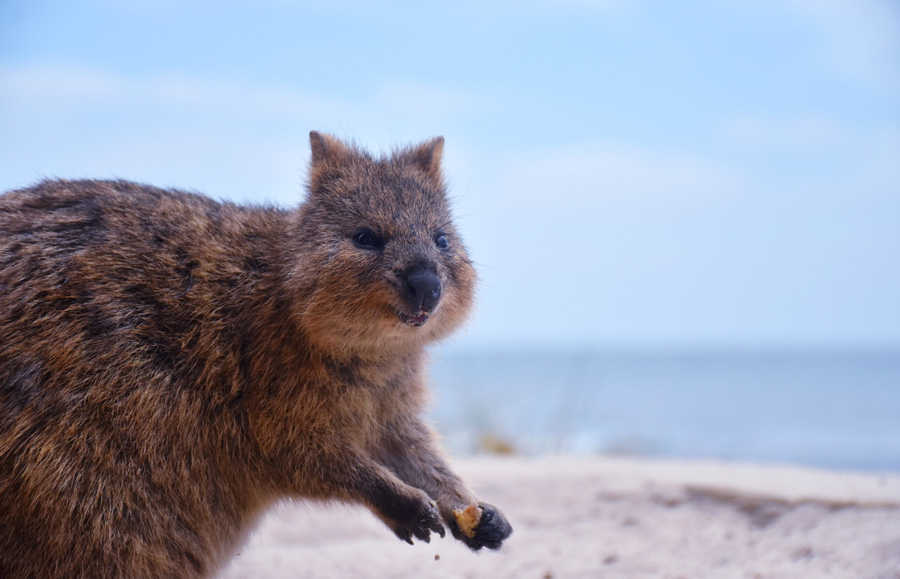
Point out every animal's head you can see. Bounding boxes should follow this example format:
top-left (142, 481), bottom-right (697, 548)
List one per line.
top-left (287, 132), bottom-right (476, 356)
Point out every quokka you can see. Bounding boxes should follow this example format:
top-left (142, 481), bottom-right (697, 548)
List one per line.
top-left (0, 132), bottom-right (511, 578)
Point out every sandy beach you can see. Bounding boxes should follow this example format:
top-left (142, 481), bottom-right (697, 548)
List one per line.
top-left (219, 456), bottom-right (900, 579)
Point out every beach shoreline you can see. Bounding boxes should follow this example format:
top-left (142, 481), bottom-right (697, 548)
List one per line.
top-left (220, 456), bottom-right (900, 578)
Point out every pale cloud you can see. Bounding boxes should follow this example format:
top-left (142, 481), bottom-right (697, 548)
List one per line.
top-left (820, 127), bottom-right (900, 197)
top-left (707, 0), bottom-right (899, 91)
top-left (0, 64), bottom-right (475, 128)
top-left (496, 146), bottom-right (742, 216)
top-left (0, 64), bottom-right (122, 101)
top-left (719, 114), bottom-right (900, 199)
top-left (787, 0), bottom-right (900, 91)
top-left (0, 64), bottom-right (345, 119)
top-left (721, 115), bottom-right (852, 151)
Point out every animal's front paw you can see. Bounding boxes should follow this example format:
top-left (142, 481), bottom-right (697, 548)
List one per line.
top-left (390, 498), bottom-right (446, 545)
top-left (449, 503), bottom-right (512, 551)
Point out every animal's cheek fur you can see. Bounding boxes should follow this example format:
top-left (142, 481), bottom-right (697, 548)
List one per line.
top-left (431, 262), bottom-right (477, 337)
top-left (296, 254), bottom-right (400, 348)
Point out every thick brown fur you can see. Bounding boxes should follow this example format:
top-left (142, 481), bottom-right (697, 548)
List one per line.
top-left (0, 133), bottom-right (511, 578)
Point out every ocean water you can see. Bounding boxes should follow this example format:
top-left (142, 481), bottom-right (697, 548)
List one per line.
top-left (427, 349), bottom-right (900, 473)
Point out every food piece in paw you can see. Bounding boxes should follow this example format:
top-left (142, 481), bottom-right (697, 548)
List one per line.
top-left (452, 504), bottom-right (483, 539)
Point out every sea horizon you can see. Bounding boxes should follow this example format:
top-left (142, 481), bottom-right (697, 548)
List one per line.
top-left (426, 347), bottom-right (900, 474)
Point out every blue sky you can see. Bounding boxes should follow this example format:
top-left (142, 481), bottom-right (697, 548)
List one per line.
top-left (1, 0), bottom-right (898, 350)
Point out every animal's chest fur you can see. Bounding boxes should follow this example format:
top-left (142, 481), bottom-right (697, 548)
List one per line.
top-left (308, 357), bottom-right (422, 438)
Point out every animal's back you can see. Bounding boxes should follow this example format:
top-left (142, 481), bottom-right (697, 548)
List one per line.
top-left (0, 180), bottom-right (285, 577)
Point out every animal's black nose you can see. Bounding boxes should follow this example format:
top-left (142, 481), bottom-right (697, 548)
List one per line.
top-left (402, 267), bottom-right (442, 311)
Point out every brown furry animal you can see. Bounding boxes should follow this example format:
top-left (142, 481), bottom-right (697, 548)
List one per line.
top-left (0, 132), bottom-right (511, 578)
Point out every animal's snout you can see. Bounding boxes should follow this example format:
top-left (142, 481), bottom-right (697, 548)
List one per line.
top-left (401, 266), bottom-right (441, 312)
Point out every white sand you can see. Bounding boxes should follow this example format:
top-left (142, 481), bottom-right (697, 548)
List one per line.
top-left (219, 456), bottom-right (900, 579)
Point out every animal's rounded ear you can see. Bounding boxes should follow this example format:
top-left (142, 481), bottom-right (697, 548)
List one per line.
top-left (309, 131), bottom-right (351, 169)
top-left (406, 136), bottom-right (445, 179)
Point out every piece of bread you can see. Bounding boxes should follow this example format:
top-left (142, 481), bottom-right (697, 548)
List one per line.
top-left (452, 504), bottom-right (483, 539)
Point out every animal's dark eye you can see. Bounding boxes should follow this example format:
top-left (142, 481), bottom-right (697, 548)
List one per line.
top-left (434, 234), bottom-right (450, 250)
top-left (352, 229), bottom-right (382, 250)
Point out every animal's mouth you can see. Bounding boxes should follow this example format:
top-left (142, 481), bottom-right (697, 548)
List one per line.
top-left (397, 309), bottom-right (430, 327)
